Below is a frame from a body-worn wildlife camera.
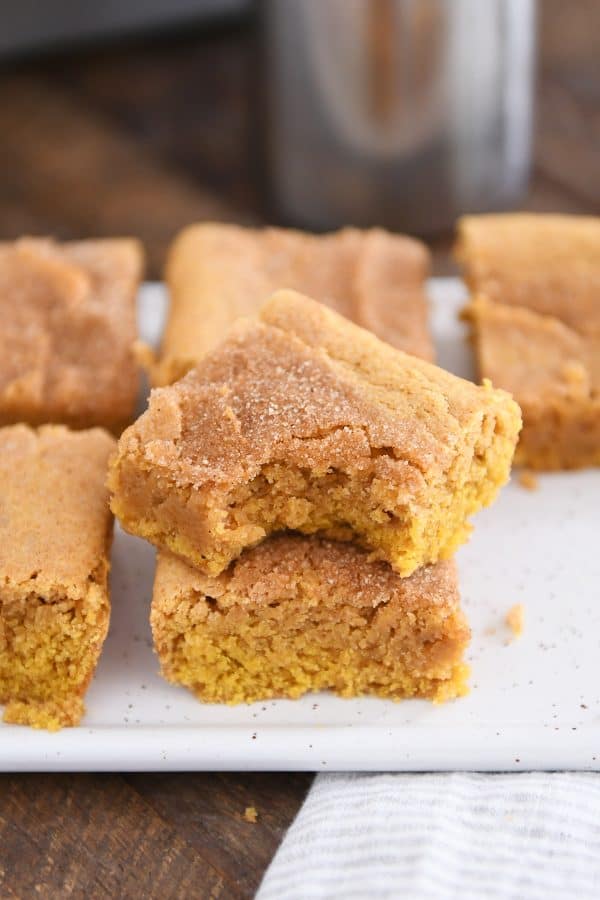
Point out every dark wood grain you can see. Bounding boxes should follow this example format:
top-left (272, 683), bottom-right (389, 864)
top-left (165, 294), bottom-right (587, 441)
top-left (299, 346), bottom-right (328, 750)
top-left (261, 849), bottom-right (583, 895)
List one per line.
top-left (0, 2), bottom-right (598, 897)
top-left (0, 773), bottom-right (312, 899)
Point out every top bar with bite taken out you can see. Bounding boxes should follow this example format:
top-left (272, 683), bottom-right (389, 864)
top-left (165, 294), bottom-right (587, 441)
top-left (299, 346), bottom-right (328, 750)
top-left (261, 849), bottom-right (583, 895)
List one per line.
top-left (109, 291), bottom-right (521, 577)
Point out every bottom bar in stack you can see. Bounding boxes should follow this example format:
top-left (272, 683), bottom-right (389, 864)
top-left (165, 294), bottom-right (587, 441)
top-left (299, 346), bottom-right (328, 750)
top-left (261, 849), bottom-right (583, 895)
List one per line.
top-left (151, 535), bottom-right (470, 706)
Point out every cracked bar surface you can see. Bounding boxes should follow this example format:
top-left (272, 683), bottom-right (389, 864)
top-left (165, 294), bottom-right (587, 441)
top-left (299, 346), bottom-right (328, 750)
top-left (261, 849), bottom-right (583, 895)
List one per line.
top-left (153, 223), bottom-right (433, 384)
top-left (0, 236), bottom-right (143, 433)
top-left (151, 536), bottom-right (470, 704)
top-left (0, 425), bottom-right (115, 729)
top-left (110, 291), bottom-right (521, 577)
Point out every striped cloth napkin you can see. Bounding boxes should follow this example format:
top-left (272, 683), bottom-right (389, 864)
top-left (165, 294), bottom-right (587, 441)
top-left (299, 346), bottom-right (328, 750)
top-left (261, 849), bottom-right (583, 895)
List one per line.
top-left (257, 772), bottom-right (600, 899)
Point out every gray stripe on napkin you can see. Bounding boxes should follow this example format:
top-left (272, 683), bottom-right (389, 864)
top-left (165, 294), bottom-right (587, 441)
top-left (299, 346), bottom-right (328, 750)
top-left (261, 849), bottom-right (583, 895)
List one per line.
top-left (257, 772), bottom-right (600, 900)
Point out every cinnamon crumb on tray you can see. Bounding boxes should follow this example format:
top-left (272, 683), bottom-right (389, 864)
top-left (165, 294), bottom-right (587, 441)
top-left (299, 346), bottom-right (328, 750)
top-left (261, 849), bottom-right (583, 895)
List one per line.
top-left (518, 470), bottom-right (539, 491)
top-left (506, 603), bottom-right (524, 639)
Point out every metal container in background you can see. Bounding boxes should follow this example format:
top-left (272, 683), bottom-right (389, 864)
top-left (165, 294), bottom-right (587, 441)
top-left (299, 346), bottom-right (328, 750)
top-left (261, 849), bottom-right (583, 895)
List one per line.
top-left (260, 0), bottom-right (537, 234)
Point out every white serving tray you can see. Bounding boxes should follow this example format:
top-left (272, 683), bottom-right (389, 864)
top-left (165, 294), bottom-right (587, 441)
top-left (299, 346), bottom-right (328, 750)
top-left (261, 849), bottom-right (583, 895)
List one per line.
top-left (2, 280), bottom-right (599, 772)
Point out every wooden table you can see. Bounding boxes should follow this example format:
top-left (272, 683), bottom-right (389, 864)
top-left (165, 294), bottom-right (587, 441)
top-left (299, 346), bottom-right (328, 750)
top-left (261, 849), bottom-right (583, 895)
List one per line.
top-left (0, 3), bottom-right (598, 897)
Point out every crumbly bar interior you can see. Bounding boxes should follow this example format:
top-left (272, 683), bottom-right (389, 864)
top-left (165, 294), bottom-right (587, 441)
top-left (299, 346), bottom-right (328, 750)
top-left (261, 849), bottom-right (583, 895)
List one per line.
top-left (0, 579), bottom-right (109, 730)
top-left (152, 546), bottom-right (470, 705)
top-left (114, 420), bottom-right (514, 579)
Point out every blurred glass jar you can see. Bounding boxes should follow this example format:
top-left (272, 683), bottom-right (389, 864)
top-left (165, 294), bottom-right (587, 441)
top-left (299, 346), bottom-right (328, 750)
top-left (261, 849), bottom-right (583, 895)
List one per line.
top-left (259, 0), bottom-right (536, 234)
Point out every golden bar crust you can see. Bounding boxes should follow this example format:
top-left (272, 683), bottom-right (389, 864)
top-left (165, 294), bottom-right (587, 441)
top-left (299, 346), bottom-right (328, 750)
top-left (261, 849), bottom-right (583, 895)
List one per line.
top-left (0, 236), bottom-right (144, 433)
top-left (155, 223), bottom-right (433, 384)
top-left (110, 290), bottom-right (521, 577)
top-left (456, 213), bottom-right (600, 470)
top-left (151, 536), bottom-right (470, 704)
top-left (464, 296), bottom-right (600, 470)
top-left (455, 213), bottom-right (600, 334)
top-left (0, 425), bottom-right (115, 729)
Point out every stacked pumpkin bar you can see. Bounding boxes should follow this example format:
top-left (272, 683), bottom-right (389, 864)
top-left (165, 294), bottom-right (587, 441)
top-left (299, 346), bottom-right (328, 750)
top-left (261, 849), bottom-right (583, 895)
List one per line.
top-left (457, 214), bottom-right (600, 470)
top-left (111, 225), bottom-right (521, 705)
top-left (0, 237), bottom-right (143, 728)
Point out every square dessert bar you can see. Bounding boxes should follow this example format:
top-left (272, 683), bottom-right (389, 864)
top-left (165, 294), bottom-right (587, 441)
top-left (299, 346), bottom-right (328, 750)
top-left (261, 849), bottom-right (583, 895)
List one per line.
top-left (110, 290), bottom-right (521, 578)
top-left (0, 425), bottom-right (115, 729)
top-left (464, 297), bottom-right (600, 470)
top-left (153, 223), bottom-right (434, 384)
top-left (455, 213), bottom-right (600, 335)
top-left (456, 213), bottom-right (600, 469)
top-left (0, 236), bottom-right (144, 433)
top-left (151, 536), bottom-right (470, 704)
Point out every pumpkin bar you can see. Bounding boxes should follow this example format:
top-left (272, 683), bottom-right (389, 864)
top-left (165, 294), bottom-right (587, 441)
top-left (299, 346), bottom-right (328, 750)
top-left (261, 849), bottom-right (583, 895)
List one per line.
top-left (110, 290), bottom-right (521, 577)
top-left (151, 536), bottom-right (470, 705)
top-left (455, 213), bottom-right (600, 335)
top-left (456, 213), bottom-right (600, 470)
top-left (153, 223), bottom-right (433, 385)
top-left (0, 425), bottom-right (115, 730)
top-left (464, 296), bottom-right (600, 470)
top-left (0, 236), bottom-right (143, 433)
